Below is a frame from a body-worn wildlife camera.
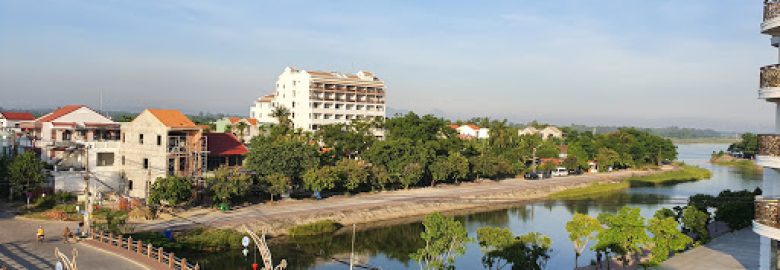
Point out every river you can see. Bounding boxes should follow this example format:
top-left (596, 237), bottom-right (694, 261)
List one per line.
top-left (192, 144), bottom-right (763, 270)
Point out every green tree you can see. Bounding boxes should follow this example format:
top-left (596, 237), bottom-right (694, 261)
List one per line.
top-left (476, 227), bottom-right (552, 270)
top-left (8, 152), bottom-right (45, 198)
top-left (264, 173), bottom-right (290, 202)
top-left (334, 159), bottom-right (370, 192)
top-left (682, 206), bottom-right (710, 243)
top-left (316, 120), bottom-right (377, 158)
top-left (245, 136), bottom-right (319, 187)
top-left (369, 165), bottom-right (391, 191)
top-left (411, 213), bottom-right (472, 270)
top-left (566, 213), bottom-right (601, 268)
top-left (596, 206), bottom-right (650, 268)
top-left (429, 152), bottom-right (468, 186)
top-left (206, 166), bottom-right (251, 205)
top-left (399, 162), bottom-right (424, 189)
top-left (654, 208), bottom-right (678, 220)
top-left (595, 148), bottom-right (620, 172)
top-left (647, 217), bottom-right (692, 265)
top-left (728, 133), bottom-right (758, 159)
top-left (302, 166), bottom-right (340, 193)
top-left (148, 176), bottom-right (192, 207)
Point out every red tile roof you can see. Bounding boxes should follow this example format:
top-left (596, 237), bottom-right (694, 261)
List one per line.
top-left (448, 124), bottom-right (459, 129)
top-left (246, 118), bottom-right (258, 125)
top-left (147, 109), bottom-right (197, 128)
top-left (466, 124), bottom-right (480, 130)
top-left (0, 112), bottom-right (35, 121)
top-left (37, 105), bottom-right (85, 123)
top-left (228, 117), bottom-right (241, 124)
top-left (205, 133), bottom-right (248, 156)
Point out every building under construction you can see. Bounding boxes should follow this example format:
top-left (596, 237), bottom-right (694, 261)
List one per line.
top-left (119, 109), bottom-right (208, 199)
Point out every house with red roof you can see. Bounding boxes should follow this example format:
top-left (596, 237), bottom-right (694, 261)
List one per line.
top-left (0, 111), bottom-right (35, 156)
top-left (14, 105), bottom-right (127, 194)
top-left (204, 132), bottom-right (248, 171)
top-left (214, 117), bottom-right (262, 143)
top-left (119, 109), bottom-right (205, 198)
top-left (451, 124), bottom-right (490, 139)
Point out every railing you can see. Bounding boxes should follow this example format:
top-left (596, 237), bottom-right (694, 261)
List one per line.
top-left (766, 0), bottom-right (780, 22)
top-left (90, 231), bottom-right (199, 270)
top-left (756, 196), bottom-right (780, 229)
top-left (761, 64), bottom-right (780, 89)
top-left (759, 134), bottom-right (780, 157)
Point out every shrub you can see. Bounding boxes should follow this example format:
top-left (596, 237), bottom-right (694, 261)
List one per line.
top-left (178, 228), bottom-right (244, 251)
top-left (288, 220), bottom-right (342, 236)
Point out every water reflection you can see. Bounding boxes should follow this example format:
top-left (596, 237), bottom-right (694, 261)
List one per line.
top-left (192, 144), bottom-right (763, 269)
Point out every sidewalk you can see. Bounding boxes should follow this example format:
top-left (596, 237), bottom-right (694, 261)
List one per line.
top-left (659, 228), bottom-right (759, 270)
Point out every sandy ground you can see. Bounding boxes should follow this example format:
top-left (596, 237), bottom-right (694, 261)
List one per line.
top-left (134, 167), bottom-right (675, 235)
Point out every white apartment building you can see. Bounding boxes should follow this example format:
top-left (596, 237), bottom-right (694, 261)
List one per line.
top-left (250, 67), bottom-right (386, 135)
top-left (0, 112), bottom-right (35, 156)
top-left (755, 1), bottom-right (780, 269)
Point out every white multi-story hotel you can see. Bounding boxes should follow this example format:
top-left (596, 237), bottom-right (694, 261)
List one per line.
top-left (755, 1), bottom-right (780, 269)
top-left (250, 67), bottom-right (386, 135)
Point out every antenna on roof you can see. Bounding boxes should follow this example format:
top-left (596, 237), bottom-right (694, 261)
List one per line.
top-left (99, 89), bottom-right (104, 113)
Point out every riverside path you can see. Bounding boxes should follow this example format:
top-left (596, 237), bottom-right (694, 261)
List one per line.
top-left (134, 168), bottom-right (673, 234)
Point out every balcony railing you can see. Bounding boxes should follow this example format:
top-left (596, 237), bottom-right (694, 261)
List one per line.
top-left (756, 197), bottom-right (780, 229)
top-left (767, 0), bottom-right (780, 22)
top-left (761, 64), bottom-right (780, 89)
top-left (759, 134), bottom-right (780, 157)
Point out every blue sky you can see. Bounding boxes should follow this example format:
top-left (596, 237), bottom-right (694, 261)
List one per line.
top-left (0, 0), bottom-right (771, 131)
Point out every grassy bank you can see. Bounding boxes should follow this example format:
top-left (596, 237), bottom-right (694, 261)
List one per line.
top-left (288, 220), bottom-right (341, 236)
top-left (710, 156), bottom-right (762, 173)
top-left (627, 165), bottom-right (711, 185)
top-left (549, 182), bottom-right (630, 200)
top-left (549, 165), bottom-right (711, 199)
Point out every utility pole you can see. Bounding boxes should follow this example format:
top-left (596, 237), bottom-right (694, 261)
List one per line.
top-left (349, 224), bottom-right (356, 270)
top-left (532, 147), bottom-right (537, 172)
top-left (82, 146), bottom-right (92, 235)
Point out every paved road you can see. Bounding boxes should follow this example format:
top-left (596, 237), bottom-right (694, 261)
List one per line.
top-left (659, 228), bottom-right (760, 270)
top-left (0, 208), bottom-right (147, 270)
top-left (136, 169), bottom-right (667, 232)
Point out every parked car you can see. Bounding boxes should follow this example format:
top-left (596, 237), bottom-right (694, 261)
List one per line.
top-left (568, 168), bottom-right (583, 175)
top-left (524, 171), bottom-right (540, 180)
top-left (552, 167), bottom-right (569, 177)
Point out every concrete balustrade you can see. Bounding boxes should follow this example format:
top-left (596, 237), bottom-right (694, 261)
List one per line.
top-left (89, 230), bottom-right (198, 270)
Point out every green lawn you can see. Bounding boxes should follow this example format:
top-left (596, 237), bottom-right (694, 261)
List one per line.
top-left (549, 164), bottom-right (711, 199)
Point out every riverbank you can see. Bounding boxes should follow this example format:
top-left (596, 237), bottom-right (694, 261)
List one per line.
top-left (550, 164), bottom-right (709, 199)
top-left (710, 154), bottom-right (762, 172)
top-left (133, 166), bottom-right (677, 236)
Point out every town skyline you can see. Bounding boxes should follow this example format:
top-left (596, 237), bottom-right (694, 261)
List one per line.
top-left (0, 0), bottom-right (769, 132)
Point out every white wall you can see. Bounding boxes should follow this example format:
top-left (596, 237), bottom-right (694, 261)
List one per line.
top-left (120, 110), bottom-right (170, 198)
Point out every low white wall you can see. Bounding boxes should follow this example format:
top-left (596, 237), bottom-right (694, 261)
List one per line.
top-left (53, 170), bottom-right (124, 194)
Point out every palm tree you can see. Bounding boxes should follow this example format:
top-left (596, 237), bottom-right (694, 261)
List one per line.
top-left (235, 121), bottom-right (249, 143)
top-left (270, 106), bottom-right (293, 136)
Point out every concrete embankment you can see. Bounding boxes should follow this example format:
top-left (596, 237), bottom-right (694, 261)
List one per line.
top-left (135, 166), bottom-right (676, 236)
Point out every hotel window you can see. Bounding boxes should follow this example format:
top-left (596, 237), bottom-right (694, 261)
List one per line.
top-left (139, 134), bottom-right (144, 144)
top-left (292, 102), bottom-right (296, 108)
top-left (128, 180), bottom-right (133, 191)
top-left (157, 135), bottom-right (162, 146)
top-left (121, 133), bottom-right (125, 143)
top-left (143, 158), bottom-right (149, 169)
top-left (122, 156), bottom-right (125, 166)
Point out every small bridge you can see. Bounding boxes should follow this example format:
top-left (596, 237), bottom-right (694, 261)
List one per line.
top-left (86, 231), bottom-right (199, 270)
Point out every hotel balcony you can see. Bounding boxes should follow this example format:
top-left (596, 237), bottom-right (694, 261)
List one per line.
top-left (760, 64), bottom-right (780, 99)
top-left (764, 0), bottom-right (780, 34)
top-left (758, 134), bottom-right (780, 168)
top-left (755, 196), bottom-right (780, 240)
